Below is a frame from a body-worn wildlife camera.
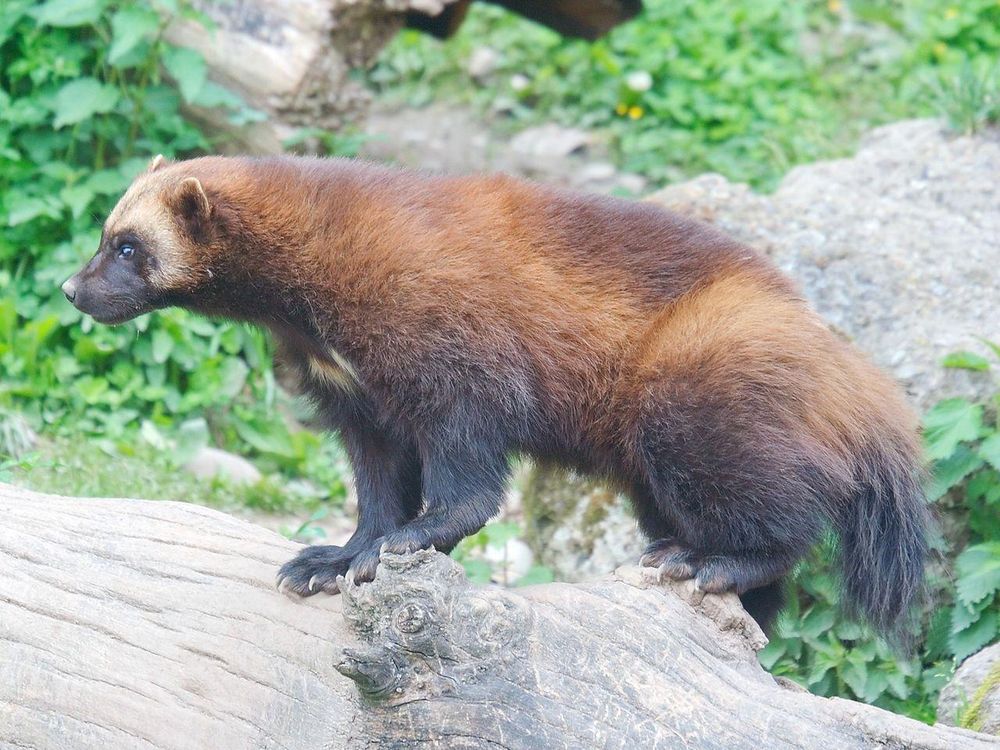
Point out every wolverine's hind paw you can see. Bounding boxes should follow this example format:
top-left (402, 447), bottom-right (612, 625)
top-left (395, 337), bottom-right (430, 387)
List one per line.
top-left (640, 538), bottom-right (698, 581)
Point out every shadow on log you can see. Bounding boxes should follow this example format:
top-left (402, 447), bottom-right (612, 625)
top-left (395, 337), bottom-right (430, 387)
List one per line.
top-left (0, 483), bottom-right (994, 749)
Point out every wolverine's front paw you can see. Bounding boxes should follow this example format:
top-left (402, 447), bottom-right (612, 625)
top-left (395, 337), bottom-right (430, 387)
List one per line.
top-left (277, 545), bottom-right (355, 597)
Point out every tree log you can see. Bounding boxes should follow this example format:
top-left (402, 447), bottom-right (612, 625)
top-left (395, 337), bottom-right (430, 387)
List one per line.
top-left (0, 483), bottom-right (994, 749)
top-left (164, 0), bottom-right (457, 154)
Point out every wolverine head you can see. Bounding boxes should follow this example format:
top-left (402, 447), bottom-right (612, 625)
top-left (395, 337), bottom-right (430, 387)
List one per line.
top-left (63, 154), bottom-right (217, 325)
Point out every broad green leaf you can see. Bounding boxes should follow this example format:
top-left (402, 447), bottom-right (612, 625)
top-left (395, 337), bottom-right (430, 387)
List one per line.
top-left (756, 638), bottom-right (787, 670)
top-left (924, 608), bottom-right (953, 661)
top-left (483, 521), bottom-right (520, 548)
top-left (966, 470), bottom-right (1000, 505)
top-left (109, 7), bottom-right (160, 65)
top-left (163, 46), bottom-right (207, 103)
top-left (955, 543), bottom-right (1000, 606)
top-left (841, 659), bottom-right (869, 698)
top-left (923, 398), bottom-right (983, 460)
top-left (151, 329), bottom-right (174, 364)
top-left (800, 605), bottom-right (836, 640)
top-left (76, 375), bottom-right (109, 404)
top-left (86, 169), bottom-right (130, 195)
top-left (233, 418), bottom-right (295, 458)
top-left (950, 609), bottom-right (998, 662)
top-left (192, 81), bottom-right (243, 109)
top-left (59, 185), bottom-right (95, 219)
top-left (173, 418), bottom-right (209, 465)
top-left (0, 2), bottom-right (33, 44)
top-left (927, 444), bottom-right (984, 500)
top-left (30, 0), bottom-right (105, 27)
top-left (834, 620), bottom-right (864, 640)
top-left (514, 565), bottom-right (554, 587)
top-left (459, 558), bottom-right (493, 584)
top-left (942, 351), bottom-right (991, 371)
top-left (885, 669), bottom-right (908, 700)
top-left (140, 419), bottom-right (169, 450)
top-left (979, 433), bottom-right (1000, 472)
top-left (218, 357), bottom-right (249, 399)
top-left (952, 595), bottom-right (993, 632)
top-left (52, 78), bottom-right (119, 128)
top-left (806, 655), bottom-right (836, 685)
top-left (5, 195), bottom-right (60, 226)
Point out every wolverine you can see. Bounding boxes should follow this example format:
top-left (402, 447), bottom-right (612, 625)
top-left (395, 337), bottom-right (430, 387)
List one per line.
top-left (63, 155), bottom-right (929, 637)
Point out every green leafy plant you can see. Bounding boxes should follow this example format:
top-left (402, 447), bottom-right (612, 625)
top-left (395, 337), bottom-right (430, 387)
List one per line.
top-left (0, 0), bottom-right (352, 508)
top-left (451, 520), bottom-right (554, 587)
top-left (281, 506), bottom-right (331, 543)
top-left (924, 342), bottom-right (1000, 663)
top-left (369, 0), bottom-right (1000, 189)
top-left (929, 59), bottom-right (1000, 134)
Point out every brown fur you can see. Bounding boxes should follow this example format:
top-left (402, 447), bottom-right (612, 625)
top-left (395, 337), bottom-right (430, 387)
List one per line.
top-left (69, 156), bottom-right (929, 637)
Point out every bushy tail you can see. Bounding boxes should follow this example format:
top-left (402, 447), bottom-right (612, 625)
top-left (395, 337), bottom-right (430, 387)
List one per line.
top-left (836, 443), bottom-right (930, 643)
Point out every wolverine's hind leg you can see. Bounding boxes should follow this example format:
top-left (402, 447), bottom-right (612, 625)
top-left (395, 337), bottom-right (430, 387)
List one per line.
top-left (640, 538), bottom-right (698, 581)
top-left (630, 382), bottom-right (837, 617)
top-left (632, 486), bottom-right (699, 580)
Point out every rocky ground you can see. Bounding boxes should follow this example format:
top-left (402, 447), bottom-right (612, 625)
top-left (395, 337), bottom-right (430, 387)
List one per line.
top-left (362, 102), bottom-right (648, 195)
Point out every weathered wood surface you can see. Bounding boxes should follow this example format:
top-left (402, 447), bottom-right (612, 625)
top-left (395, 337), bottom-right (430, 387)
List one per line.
top-left (164, 0), bottom-right (456, 153)
top-left (1, 483), bottom-right (995, 749)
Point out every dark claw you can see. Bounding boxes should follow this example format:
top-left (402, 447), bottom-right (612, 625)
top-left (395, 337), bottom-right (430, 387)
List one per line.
top-left (345, 546), bottom-right (381, 585)
top-left (277, 544), bottom-right (355, 597)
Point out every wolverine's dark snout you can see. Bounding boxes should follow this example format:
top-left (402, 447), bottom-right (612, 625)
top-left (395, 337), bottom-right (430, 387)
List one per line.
top-left (62, 238), bottom-right (159, 325)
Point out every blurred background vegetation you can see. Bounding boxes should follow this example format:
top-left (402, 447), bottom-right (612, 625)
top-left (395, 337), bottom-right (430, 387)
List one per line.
top-left (1, 0), bottom-right (998, 727)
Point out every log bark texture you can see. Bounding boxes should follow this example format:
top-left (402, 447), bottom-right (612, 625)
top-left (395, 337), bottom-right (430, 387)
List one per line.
top-left (164, 0), bottom-right (457, 153)
top-left (1, 483), bottom-right (995, 749)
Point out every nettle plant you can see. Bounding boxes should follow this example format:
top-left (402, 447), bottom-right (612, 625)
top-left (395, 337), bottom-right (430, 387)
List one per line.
top-left (0, 1), bottom-right (346, 489)
top-left (924, 344), bottom-right (1000, 664)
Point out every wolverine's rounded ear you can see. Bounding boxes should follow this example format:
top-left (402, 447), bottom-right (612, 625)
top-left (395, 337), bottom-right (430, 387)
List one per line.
top-left (176, 177), bottom-right (210, 216)
top-left (148, 154), bottom-right (169, 173)
top-left (172, 177), bottom-right (212, 237)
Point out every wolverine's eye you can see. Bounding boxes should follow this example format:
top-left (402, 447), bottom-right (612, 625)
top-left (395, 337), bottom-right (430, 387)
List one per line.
top-left (118, 244), bottom-right (135, 259)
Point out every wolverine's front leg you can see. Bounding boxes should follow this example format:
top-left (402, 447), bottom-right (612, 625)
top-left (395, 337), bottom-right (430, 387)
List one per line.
top-left (277, 423), bottom-right (421, 596)
top-left (347, 435), bottom-right (510, 583)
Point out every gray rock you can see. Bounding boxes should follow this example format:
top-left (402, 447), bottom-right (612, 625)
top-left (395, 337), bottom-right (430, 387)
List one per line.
top-left (527, 119), bottom-right (1000, 579)
top-left (184, 446), bottom-right (262, 485)
top-left (508, 123), bottom-right (592, 160)
top-left (522, 469), bottom-right (643, 582)
top-left (466, 46), bottom-right (499, 80)
top-left (938, 643), bottom-right (1000, 734)
top-left (364, 104), bottom-right (637, 194)
top-left (651, 118), bottom-right (1000, 411)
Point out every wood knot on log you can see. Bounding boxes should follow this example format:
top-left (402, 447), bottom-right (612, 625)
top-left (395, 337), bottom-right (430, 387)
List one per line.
top-left (336, 548), bottom-right (532, 706)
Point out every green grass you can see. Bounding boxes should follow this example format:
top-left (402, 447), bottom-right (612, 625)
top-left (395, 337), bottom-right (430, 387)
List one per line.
top-left (8, 435), bottom-right (339, 520)
top-left (368, 0), bottom-right (1000, 189)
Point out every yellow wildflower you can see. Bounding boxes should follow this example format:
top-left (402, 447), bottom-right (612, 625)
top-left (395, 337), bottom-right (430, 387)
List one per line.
top-left (615, 103), bottom-right (628, 116)
top-left (933, 41), bottom-right (948, 59)
top-left (628, 106), bottom-right (643, 120)
top-left (944, 7), bottom-right (959, 19)
top-left (828, 0), bottom-right (843, 13)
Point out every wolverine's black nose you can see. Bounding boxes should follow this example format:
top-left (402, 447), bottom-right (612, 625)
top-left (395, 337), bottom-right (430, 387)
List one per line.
top-left (61, 278), bottom-right (77, 302)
